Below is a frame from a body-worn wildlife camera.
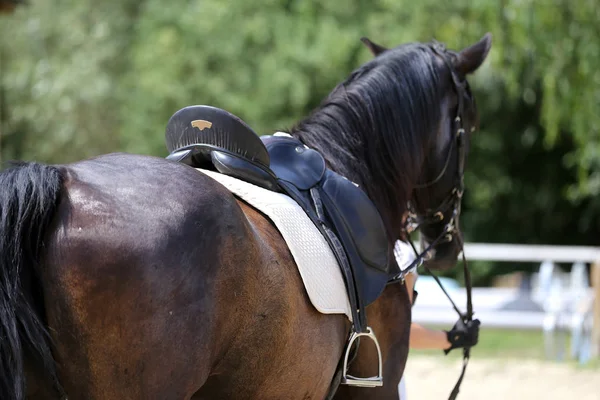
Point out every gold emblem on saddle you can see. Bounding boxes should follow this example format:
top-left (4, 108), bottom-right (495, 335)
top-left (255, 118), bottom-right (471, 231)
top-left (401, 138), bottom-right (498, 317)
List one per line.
top-left (191, 120), bottom-right (213, 131)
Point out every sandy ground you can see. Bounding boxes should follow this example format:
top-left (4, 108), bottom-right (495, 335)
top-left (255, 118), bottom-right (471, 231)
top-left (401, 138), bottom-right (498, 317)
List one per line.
top-left (403, 356), bottom-right (600, 400)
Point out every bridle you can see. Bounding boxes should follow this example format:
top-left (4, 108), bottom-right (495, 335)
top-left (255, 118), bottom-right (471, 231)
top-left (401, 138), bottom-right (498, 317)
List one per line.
top-left (388, 41), bottom-right (474, 400)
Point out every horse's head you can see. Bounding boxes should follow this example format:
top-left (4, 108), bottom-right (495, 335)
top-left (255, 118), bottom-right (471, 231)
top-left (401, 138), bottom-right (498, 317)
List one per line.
top-left (362, 34), bottom-right (492, 270)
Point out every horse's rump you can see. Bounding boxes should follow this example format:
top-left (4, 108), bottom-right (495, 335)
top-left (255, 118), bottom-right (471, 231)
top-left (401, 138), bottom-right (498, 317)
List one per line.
top-left (36, 154), bottom-right (250, 398)
top-left (32, 153), bottom-right (346, 399)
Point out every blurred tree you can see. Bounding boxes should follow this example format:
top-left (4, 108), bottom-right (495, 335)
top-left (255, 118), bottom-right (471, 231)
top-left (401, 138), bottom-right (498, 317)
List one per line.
top-left (0, 0), bottom-right (145, 163)
top-left (0, 0), bottom-right (598, 284)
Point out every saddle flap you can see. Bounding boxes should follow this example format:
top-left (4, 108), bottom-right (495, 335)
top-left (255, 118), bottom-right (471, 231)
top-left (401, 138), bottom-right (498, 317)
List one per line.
top-left (320, 171), bottom-right (389, 271)
top-left (319, 170), bottom-right (390, 305)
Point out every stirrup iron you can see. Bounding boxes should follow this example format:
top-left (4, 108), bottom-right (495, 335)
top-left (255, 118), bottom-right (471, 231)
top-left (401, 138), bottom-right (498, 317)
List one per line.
top-left (340, 327), bottom-right (383, 387)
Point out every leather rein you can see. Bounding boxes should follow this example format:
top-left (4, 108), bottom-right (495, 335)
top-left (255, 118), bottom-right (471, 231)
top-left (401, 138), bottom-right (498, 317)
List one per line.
top-left (388, 41), bottom-right (474, 400)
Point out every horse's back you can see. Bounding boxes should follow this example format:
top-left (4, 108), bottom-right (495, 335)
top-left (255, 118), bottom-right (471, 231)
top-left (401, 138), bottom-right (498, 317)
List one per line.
top-left (60, 152), bottom-right (240, 234)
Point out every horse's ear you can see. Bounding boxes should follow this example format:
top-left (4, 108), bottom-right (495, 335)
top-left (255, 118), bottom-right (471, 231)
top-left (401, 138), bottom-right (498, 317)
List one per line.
top-left (454, 33), bottom-right (492, 75)
top-left (360, 37), bottom-right (388, 56)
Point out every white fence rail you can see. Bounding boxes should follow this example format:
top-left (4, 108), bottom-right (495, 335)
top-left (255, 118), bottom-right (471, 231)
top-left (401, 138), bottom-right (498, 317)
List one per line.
top-left (411, 242), bottom-right (600, 364)
top-left (462, 243), bottom-right (600, 263)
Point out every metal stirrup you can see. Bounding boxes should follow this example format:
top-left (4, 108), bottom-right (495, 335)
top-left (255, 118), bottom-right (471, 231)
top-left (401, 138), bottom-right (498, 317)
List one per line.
top-left (340, 327), bottom-right (383, 388)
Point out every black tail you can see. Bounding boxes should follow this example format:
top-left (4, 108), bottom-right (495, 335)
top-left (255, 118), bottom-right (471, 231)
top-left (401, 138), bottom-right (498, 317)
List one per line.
top-left (0, 161), bottom-right (64, 400)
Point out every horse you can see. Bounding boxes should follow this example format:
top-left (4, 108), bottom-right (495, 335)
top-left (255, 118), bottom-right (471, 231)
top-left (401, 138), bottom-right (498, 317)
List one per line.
top-left (0, 33), bottom-right (491, 400)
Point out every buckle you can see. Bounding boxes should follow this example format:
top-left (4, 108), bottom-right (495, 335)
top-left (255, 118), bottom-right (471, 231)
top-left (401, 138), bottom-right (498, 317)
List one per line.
top-left (340, 327), bottom-right (383, 388)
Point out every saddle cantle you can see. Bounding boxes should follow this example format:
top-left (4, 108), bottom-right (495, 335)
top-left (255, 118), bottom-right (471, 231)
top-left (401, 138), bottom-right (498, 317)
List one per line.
top-left (165, 105), bottom-right (278, 191)
top-left (165, 105), bottom-right (270, 167)
top-left (165, 105), bottom-right (395, 387)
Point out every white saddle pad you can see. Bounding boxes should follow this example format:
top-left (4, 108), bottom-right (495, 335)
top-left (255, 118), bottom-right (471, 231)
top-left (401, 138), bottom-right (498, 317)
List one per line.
top-left (196, 168), bottom-right (353, 320)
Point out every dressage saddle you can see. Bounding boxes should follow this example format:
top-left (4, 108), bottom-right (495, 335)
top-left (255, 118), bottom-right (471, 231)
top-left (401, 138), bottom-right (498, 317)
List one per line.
top-left (164, 105), bottom-right (394, 336)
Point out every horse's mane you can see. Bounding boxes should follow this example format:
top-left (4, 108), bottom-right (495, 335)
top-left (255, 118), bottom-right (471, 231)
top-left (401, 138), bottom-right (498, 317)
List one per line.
top-left (290, 43), bottom-right (444, 239)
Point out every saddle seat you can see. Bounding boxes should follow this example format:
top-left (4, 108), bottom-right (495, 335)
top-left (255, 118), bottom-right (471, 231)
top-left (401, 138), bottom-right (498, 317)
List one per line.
top-left (165, 105), bottom-right (394, 311)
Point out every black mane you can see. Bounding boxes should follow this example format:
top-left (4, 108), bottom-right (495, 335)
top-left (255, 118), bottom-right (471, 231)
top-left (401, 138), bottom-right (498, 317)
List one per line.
top-left (290, 43), bottom-right (444, 239)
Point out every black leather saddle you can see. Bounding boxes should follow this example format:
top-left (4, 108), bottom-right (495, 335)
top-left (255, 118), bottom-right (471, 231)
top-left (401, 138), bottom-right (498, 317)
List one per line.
top-left (165, 105), bottom-right (393, 333)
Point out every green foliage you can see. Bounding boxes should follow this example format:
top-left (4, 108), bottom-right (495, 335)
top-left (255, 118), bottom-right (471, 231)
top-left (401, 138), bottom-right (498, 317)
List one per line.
top-left (0, 0), bottom-right (144, 162)
top-left (1, 0), bottom-right (598, 282)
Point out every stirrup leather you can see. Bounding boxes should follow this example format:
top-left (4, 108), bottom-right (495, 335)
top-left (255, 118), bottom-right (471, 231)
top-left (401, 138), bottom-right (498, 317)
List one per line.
top-left (340, 327), bottom-right (383, 387)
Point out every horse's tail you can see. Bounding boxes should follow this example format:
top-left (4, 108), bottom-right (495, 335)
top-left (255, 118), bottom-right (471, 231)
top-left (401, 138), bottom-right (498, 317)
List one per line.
top-left (0, 161), bottom-right (64, 400)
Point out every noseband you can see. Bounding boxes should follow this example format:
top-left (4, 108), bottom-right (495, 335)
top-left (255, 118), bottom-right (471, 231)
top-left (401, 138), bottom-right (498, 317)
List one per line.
top-left (389, 41), bottom-right (475, 400)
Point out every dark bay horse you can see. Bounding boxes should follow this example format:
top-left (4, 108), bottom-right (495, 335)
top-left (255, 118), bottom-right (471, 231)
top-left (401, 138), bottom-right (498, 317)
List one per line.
top-left (0, 34), bottom-right (491, 400)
